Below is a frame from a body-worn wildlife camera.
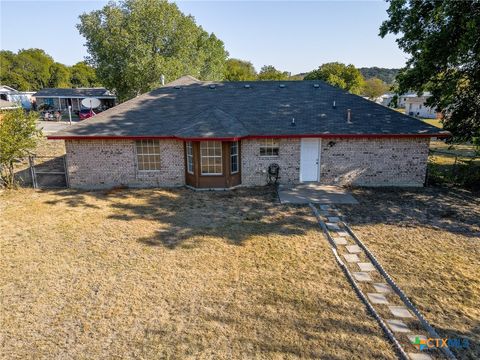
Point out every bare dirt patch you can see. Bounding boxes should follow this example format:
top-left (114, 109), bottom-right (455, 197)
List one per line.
top-left (338, 186), bottom-right (480, 359)
top-left (0, 187), bottom-right (396, 359)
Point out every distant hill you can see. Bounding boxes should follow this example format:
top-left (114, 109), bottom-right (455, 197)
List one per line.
top-left (359, 67), bottom-right (399, 84)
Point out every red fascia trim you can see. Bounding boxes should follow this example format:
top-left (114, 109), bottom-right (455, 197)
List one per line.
top-left (47, 135), bottom-right (178, 140)
top-left (47, 133), bottom-right (450, 141)
top-left (245, 133), bottom-right (450, 139)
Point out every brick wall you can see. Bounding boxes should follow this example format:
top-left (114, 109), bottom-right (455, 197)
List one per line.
top-left (241, 138), bottom-right (300, 186)
top-left (65, 139), bottom-right (185, 189)
top-left (319, 137), bottom-right (429, 187)
top-left (65, 137), bottom-right (429, 189)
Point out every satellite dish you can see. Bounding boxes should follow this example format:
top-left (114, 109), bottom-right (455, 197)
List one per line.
top-left (81, 97), bottom-right (101, 109)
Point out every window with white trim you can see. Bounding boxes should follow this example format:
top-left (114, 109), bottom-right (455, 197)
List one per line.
top-left (200, 141), bottom-right (222, 175)
top-left (231, 141), bottom-right (239, 174)
top-left (259, 138), bottom-right (279, 156)
top-left (186, 142), bottom-right (194, 174)
top-left (136, 140), bottom-right (161, 171)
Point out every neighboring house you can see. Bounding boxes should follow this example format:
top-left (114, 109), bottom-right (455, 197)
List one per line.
top-left (48, 76), bottom-right (448, 189)
top-left (404, 95), bottom-right (439, 119)
top-left (0, 85), bottom-right (34, 110)
top-left (377, 93), bottom-right (394, 107)
top-left (34, 88), bottom-right (116, 112)
top-left (0, 99), bottom-right (21, 110)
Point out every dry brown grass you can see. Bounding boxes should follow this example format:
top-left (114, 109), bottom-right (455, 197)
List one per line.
top-left (338, 187), bottom-right (480, 359)
top-left (0, 187), bottom-right (396, 359)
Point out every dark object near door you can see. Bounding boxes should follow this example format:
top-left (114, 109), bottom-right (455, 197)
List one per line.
top-left (267, 163), bottom-right (280, 184)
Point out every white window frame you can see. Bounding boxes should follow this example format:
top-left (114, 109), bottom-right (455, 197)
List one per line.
top-left (200, 141), bottom-right (223, 175)
top-left (231, 141), bottom-right (239, 174)
top-left (186, 141), bottom-right (194, 174)
top-left (259, 138), bottom-right (279, 157)
top-left (135, 139), bottom-right (161, 171)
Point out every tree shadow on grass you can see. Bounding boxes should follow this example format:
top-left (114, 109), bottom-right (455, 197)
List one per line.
top-left (338, 186), bottom-right (480, 238)
top-left (107, 186), bottom-right (313, 248)
top-left (40, 186), bottom-right (315, 249)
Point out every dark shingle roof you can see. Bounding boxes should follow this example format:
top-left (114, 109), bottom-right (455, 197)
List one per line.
top-left (50, 76), bottom-right (448, 139)
top-left (34, 88), bottom-right (116, 98)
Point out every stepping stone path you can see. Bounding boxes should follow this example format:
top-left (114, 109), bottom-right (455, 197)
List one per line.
top-left (352, 272), bottom-right (372, 282)
top-left (386, 319), bottom-right (410, 333)
top-left (408, 353), bottom-right (432, 360)
top-left (333, 237), bottom-right (348, 245)
top-left (373, 283), bottom-right (392, 293)
top-left (367, 293), bottom-right (389, 304)
top-left (357, 262), bottom-right (376, 272)
top-left (326, 222), bottom-right (341, 231)
top-left (343, 254), bottom-right (360, 263)
top-left (389, 305), bottom-right (413, 318)
top-left (346, 245), bottom-right (362, 253)
top-left (313, 203), bottom-right (439, 359)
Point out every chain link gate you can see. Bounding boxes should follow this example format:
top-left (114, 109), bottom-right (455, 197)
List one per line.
top-left (29, 155), bottom-right (69, 189)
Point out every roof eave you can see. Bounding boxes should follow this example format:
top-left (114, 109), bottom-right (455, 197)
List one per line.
top-left (47, 132), bottom-right (451, 141)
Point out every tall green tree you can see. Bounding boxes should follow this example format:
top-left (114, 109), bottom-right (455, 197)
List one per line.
top-left (70, 61), bottom-right (101, 87)
top-left (0, 108), bottom-right (41, 188)
top-left (363, 77), bottom-right (389, 100)
top-left (0, 49), bottom-right (54, 91)
top-left (224, 59), bottom-right (257, 81)
top-left (304, 62), bottom-right (365, 94)
top-left (380, 0), bottom-right (480, 141)
top-left (77, 0), bottom-right (228, 101)
top-left (257, 65), bottom-right (289, 81)
top-left (49, 62), bottom-right (71, 88)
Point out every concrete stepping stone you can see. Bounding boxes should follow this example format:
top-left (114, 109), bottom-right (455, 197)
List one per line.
top-left (333, 237), bottom-right (348, 245)
top-left (408, 353), bottom-right (432, 360)
top-left (373, 283), bottom-right (391, 293)
top-left (327, 216), bottom-right (341, 222)
top-left (326, 222), bottom-right (341, 231)
top-left (358, 262), bottom-right (376, 272)
top-left (389, 305), bottom-right (413, 318)
top-left (343, 254), bottom-right (360, 263)
top-left (367, 293), bottom-right (389, 304)
top-left (386, 319), bottom-right (410, 333)
top-left (352, 272), bottom-right (372, 282)
top-left (346, 245), bottom-right (362, 253)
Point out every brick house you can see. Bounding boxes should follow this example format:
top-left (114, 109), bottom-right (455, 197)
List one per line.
top-left (48, 76), bottom-right (448, 189)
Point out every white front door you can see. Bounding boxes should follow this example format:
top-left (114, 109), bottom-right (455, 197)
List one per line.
top-left (300, 139), bottom-right (321, 182)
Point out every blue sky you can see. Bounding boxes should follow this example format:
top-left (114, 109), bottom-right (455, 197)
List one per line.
top-left (0, 1), bottom-right (407, 74)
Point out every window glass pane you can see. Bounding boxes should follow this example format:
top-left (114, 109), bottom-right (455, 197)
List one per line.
top-left (200, 141), bottom-right (222, 174)
top-left (260, 138), bottom-right (279, 157)
top-left (136, 140), bottom-right (161, 171)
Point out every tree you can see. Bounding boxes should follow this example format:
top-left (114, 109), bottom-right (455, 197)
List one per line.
top-left (380, 0), bottom-right (480, 141)
top-left (49, 62), bottom-right (71, 88)
top-left (304, 62), bottom-right (365, 94)
top-left (0, 108), bottom-right (41, 188)
top-left (0, 49), bottom-right (54, 91)
top-left (363, 77), bottom-right (389, 100)
top-left (224, 59), bottom-right (257, 81)
top-left (257, 65), bottom-right (289, 81)
top-left (70, 61), bottom-right (101, 87)
top-left (77, 0), bottom-right (228, 101)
